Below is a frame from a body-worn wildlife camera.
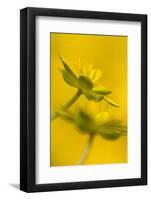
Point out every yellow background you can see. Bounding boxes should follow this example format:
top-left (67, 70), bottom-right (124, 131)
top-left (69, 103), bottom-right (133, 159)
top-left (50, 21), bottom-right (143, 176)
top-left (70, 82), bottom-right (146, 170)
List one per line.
top-left (50, 33), bottom-right (127, 166)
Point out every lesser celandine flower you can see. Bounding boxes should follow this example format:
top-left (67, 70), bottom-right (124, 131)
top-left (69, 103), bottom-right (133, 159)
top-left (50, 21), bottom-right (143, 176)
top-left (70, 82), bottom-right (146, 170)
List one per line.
top-left (57, 107), bottom-right (127, 165)
top-left (51, 56), bottom-right (119, 120)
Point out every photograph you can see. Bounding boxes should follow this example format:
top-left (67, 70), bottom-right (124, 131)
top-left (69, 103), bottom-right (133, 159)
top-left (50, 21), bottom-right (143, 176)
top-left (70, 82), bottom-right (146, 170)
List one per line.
top-left (50, 33), bottom-right (128, 166)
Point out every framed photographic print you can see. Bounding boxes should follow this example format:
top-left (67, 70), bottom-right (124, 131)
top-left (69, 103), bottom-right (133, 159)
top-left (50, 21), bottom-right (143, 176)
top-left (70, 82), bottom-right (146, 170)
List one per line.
top-left (20, 7), bottom-right (147, 192)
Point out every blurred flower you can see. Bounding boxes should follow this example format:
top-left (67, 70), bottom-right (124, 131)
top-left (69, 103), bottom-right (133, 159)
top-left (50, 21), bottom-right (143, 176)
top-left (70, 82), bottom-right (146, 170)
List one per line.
top-left (58, 108), bottom-right (127, 140)
top-left (57, 104), bottom-right (127, 165)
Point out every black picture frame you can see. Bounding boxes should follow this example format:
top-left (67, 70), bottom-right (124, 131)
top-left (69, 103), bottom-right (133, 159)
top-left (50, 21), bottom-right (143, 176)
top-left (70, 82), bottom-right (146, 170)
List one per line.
top-left (20, 7), bottom-right (147, 193)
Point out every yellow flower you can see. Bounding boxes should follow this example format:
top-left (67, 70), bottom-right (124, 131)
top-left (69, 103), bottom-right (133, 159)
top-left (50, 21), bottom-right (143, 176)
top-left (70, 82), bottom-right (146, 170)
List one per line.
top-left (75, 59), bottom-right (103, 86)
top-left (51, 56), bottom-right (119, 121)
top-left (60, 56), bottom-right (119, 106)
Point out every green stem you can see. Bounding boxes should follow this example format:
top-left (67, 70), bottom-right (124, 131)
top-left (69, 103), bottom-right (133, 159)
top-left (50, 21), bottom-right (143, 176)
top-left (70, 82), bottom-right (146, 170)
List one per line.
top-left (77, 133), bottom-right (95, 165)
top-left (51, 90), bottom-right (81, 121)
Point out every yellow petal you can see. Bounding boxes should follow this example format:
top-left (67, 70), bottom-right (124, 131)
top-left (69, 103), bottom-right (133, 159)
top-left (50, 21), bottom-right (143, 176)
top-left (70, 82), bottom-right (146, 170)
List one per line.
top-left (94, 72), bottom-right (104, 85)
top-left (89, 69), bottom-right (96, 80)
top-left (83, 67), bottom-right (88, 76)
top-left (95, 111), bottom-right (110, 124)
top-left (93, 69), bottom-right (103, 83)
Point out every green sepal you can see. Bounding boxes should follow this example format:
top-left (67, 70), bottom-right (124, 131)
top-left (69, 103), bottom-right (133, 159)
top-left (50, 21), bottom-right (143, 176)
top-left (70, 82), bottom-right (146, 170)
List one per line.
top-left (82, 89), bottom-right (104, 102)
top-left (61, 69), bottom-right (78, 87)
top-left (92, 86), bottom-right (112, 95)
top-left (75, 111), bottom-right (96, 133)
top-left (59, 56), bottom-right (78, 87)
top-left (104, 96), bottom-right (119, 108)
top-left (100, 130), bottom-right (122, 140)
top-left (97, 121), bottom-right (127, 140)
top-left (59, 56), bottom-right (77, 79)
top-left (56, 109), bottom-right (74, 121)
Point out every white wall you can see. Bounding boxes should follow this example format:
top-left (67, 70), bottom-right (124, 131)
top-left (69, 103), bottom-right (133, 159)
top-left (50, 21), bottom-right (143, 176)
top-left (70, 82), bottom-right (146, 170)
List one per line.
top-left (0, 0), bottom-right (150, 199)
